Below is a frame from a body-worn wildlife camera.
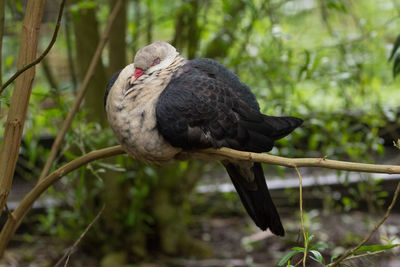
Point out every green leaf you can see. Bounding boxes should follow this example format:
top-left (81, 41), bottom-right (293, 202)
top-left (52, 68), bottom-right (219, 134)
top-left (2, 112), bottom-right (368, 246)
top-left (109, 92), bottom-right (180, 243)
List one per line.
top-left (70, 1), bottom-right (97, 15)
top-left (327, 0), bottom-right (347, 12)
top-left (96, 162), bottom-right (126, 172)
top-left (307, 234), bottom-right (314, 243)
top-left (393, 55), bottom-right (400, 78)
top-left (309, 250), bottom-right (324, 263)
top-left (354, 244), bottom-right (399, 254)
top-left (15, 0), bottom-right (23, 12)
top-left (389, 35), bottom-right (400, 61)
top-left (278, 250), bottom-right (302, 266)
top-left (291, 247), bottom-right (305, 252)
top-left (330, 254), bottom-right (339, 263)
top-left (310, 243), bottom-right (329, 250)
top-left (5, 56), bottom-right (14, 68)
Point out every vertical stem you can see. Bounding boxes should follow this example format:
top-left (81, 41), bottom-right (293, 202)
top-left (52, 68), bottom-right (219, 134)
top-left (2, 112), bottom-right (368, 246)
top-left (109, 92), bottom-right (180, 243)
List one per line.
top-left (295, 167), bottom-right (307, 267)
top-left (146, 1), bottom-right (153, 44)
top-left (0, 0), bottom-right (46, 217)
top-left (64, 11), bottom-right (78, 93)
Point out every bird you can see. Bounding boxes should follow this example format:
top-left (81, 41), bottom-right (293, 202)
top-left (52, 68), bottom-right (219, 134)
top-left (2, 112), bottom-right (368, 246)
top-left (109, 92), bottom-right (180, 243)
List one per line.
top-left (105, 41), bottom-right (302, 236)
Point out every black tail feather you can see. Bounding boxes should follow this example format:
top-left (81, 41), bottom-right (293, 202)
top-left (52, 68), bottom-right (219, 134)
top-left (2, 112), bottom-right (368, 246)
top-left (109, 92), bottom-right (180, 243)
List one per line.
top-left (223, 162), bottom-right (284, 236)
top-left (263, 115), bottom-right (303, 140)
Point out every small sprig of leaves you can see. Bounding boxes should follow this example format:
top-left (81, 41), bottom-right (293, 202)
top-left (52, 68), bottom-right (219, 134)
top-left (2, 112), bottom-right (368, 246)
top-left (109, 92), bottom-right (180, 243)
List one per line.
top-left (278, 233), bottom-right (329, 266)
top-left (278, 234), bottom-right (399, 267)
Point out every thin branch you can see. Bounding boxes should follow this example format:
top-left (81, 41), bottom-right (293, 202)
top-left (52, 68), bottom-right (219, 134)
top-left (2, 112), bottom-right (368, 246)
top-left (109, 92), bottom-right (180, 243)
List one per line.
top-left (39, 0), bottom-right (124, 181)
top-left (2, 145), bottom-right (400, 257)
top-left (295, 167), bottom-right (307, 267)
top-left (0, 146), bottom-right (124, 257)
top-left (197, 147), bottom-right (400, 174)
top-left (0, 0), bottom-right (66, 95)
top-left (341, 250), bottom-right (389, 262)
top-left (328, 181), bottom-right (400, 266)
top-left (54, 205), bottom-right (105, 267)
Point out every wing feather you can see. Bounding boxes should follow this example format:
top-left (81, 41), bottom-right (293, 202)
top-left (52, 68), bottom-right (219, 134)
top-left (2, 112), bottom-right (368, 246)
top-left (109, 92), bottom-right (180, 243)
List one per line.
top-left (156, 60), bottom-right (302, 152)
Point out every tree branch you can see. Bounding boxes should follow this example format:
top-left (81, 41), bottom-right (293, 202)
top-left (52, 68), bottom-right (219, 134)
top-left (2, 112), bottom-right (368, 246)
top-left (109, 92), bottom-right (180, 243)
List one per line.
top-left (2, 144), bottom-right (400, 258)
top-left (0, 0), bottom-right (66, 95)
top-left (38, 0), bottom-right (124, 181)
top-left (198, 147), bottom-right (400, 174)
top-left (0, 145), bottom-right (124, 257)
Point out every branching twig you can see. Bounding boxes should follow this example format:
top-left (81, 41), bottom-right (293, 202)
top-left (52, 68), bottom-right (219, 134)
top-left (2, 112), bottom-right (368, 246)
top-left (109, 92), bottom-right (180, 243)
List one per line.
top-left (54, 205), bottom-right (105, 267)
top-left (0, 0), bottom-right (66, 95)
top-left (328, 181), bottom-right (400, 266)
top-left (39, 0), bottom-right (124, 181)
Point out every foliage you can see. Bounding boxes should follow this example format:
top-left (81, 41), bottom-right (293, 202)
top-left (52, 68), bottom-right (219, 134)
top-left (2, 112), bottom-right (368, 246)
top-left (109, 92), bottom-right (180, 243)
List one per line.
top-left (1, 0), bottom-right (400, 264)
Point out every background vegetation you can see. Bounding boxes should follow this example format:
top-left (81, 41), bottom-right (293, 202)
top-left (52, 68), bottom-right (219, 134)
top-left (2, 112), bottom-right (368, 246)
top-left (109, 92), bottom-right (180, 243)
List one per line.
top-left (1, 0), bottom-right (400, 266)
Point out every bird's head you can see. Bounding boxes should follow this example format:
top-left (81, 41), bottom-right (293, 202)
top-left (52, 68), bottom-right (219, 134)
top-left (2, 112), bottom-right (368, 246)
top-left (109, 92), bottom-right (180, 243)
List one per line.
top-left (132, 41), bottom-right (179, 81)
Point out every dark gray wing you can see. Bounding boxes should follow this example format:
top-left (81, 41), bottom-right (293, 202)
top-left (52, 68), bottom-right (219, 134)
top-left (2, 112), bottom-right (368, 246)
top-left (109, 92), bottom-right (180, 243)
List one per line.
top-left (189, 58), bottom-right (260, 110)
top-left (156, 61), bottom-right (302, 152)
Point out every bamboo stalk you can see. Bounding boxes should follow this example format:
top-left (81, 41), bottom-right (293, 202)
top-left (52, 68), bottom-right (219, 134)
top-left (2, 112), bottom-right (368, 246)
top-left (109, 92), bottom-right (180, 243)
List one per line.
top-left (0, 0), bottom-right (47, 218)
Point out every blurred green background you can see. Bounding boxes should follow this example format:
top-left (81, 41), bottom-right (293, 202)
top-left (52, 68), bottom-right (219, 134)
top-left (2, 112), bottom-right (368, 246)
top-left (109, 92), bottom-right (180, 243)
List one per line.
top-left (1, 0), bottom-right (400, 266)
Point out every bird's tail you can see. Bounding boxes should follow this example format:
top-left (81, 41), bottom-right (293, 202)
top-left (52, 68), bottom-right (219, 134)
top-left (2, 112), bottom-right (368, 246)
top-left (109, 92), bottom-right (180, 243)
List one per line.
top-left (223, 162), bottom-right (284, 236)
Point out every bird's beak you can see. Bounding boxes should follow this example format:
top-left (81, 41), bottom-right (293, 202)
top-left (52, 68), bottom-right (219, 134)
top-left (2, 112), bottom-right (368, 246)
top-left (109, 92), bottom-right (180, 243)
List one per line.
top-left (132, 68), bottom-right (144, 80)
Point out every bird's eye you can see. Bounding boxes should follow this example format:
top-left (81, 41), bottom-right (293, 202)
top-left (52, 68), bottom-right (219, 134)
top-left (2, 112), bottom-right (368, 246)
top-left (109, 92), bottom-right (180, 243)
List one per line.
top-left (152, 57), bottom-right (161, 66)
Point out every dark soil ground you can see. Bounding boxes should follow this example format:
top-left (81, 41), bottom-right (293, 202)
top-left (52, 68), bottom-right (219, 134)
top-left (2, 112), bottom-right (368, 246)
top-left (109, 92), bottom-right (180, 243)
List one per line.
top-left (1, 209), bottom-right (399, 267)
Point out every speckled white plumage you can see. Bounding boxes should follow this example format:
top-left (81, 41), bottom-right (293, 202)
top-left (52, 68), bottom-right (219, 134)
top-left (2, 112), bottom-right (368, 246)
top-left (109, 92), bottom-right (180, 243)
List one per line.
top-left (106, 44), bottom-right (186, 164)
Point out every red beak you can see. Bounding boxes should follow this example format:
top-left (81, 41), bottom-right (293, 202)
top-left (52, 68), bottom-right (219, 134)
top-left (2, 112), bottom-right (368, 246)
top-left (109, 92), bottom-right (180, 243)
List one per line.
top-left (133, 68), bottom-right (144, 80)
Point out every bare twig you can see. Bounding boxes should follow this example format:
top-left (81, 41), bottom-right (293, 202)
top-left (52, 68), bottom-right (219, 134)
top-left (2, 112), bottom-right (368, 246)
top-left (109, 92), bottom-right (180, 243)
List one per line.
top-left (342, 250), bottom-right (389, 262)
top-left (328, 181), bottom-right (400, 266)
top-left (0, 0), bottom-right (66, 95)
top-left (54, 205), bottom-right (105, 267)
top-left (39, 0), bottom-right (124, 181)
top-left (295, 167), bottom-right (307, 267)
top-left (199, 147), bottom-right (400, 174)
